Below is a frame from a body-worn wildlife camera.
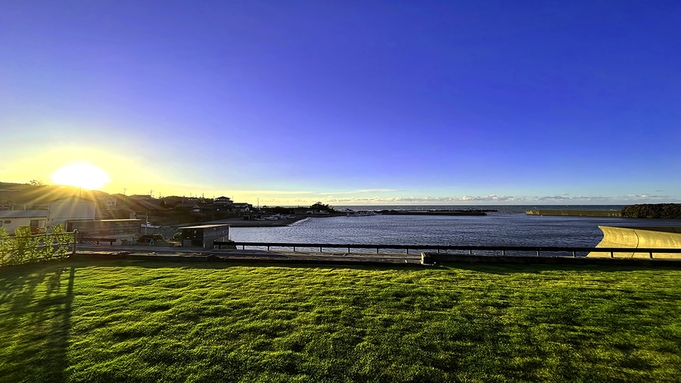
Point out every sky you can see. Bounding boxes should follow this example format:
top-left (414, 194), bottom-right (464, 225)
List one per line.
top-left (1, 1), bottom-right (680, 206)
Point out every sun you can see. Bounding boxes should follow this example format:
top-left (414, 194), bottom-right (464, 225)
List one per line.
top-left (50, 163), bottom-right (111, 190)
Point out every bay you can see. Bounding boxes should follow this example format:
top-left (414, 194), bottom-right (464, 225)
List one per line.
top-left (229, 205), bottom-right (681, 248)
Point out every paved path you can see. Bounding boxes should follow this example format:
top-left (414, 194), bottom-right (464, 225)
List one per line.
top-left (73, 244), bottom-right (423, 265)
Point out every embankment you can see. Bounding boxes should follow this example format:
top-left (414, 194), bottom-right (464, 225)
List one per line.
top-left (588, 226), bottom-right (681, 258)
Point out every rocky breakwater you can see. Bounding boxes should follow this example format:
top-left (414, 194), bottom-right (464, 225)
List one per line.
top-left (378, 209), bottom-right (495, 216)
top-left (525, 209), bottom-right (621, 217)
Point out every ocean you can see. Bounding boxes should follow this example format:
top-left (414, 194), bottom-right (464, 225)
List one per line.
top-left (229, 205), bottom-right (681, 248)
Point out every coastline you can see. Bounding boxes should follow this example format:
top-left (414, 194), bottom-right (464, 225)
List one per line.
top-left (196, 215), bottom-right (311, 227)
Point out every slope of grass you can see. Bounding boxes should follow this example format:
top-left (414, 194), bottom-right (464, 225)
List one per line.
top-left (2, 259), bottom-right (681, 382)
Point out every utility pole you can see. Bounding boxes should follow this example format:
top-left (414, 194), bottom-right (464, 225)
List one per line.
top-left (143, 214), bottom-right (149, 235)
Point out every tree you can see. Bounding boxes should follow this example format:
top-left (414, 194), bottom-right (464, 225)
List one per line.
top-left (310, 202), bottom-right (335, 212)
top-left (28, 179), bottom-right (44, 186)
top-left (621, 204), bottom-right (681, 219)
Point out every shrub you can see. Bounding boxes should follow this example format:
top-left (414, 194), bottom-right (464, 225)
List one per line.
top-left (0, 224), bottom-right (74, 266)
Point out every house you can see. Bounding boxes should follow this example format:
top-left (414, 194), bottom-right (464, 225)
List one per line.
top-left (0, 210), bottom-right (48, 234)
top-left (0, 196), bottom-right (96, 234)
top-left (126, 195), bottom-right (163, 214)
top-left (47, 196), bottom-right (96, 226)
top-left (214, 196), bottom-right (234, 206)
top-left (232, 203), bottom-right (252, 213)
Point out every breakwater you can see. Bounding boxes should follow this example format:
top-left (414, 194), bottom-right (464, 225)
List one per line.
top-left (378, 209), bottom-right (494, 216)
top-left (525, 209), bottom-right (621, 217)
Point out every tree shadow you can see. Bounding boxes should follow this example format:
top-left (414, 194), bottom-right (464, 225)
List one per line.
top-left (0, 263), bottom-right (75, 382)
top-left (61, 256), bottom-right (681, 275)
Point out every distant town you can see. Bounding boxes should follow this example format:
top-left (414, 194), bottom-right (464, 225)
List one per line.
top-left (0, 181), bottom-right (344, 236)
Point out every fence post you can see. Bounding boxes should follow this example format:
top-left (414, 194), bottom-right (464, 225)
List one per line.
top-left (71, 230), bottom-right (78, 256)
top-left (650, 251), bottom-right (653, 259)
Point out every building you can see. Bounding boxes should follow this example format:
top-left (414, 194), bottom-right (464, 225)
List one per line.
top-left (47, 197), bottom-right (96, 226)
top-left (0, 196), bottom-right (96, 234)
top-left (66, 219), bottom-right (142, 242)
top-left (214, 196), bottom-right (234, 206)
top-left (180, 224), bottom-right (230, 248)
top-left (0, 210), bottom-right (48, 234)
top-left (232, 203), bottom-right (252, 214)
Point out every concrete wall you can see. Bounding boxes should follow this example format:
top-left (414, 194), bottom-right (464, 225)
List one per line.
top-left (588, 226), bottom-right (681, 258)
top-left (67, 219), bottom-right (142, 241)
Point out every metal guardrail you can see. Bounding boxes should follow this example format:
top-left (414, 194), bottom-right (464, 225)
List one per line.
top-left (214, 241), bottom-right (681, 259)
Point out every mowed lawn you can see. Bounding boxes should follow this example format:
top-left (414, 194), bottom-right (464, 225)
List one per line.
top-left (2, 259), bottom-right (681, 383)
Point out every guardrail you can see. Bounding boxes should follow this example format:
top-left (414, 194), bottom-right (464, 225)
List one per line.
top-left (214, 241), bottom-right (681, 259)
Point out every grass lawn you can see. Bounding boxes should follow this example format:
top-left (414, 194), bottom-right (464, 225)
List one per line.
top-left (1, 259), bottom-right (681, 383)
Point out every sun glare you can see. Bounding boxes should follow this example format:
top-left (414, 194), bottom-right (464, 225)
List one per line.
top-left (50, 163), bottom-right (110, 190)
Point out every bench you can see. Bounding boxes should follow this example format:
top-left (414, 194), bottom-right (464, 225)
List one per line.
top-left (79, 237), bottom-right (116, 245)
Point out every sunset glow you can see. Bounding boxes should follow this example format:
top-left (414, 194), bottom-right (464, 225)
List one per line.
top-left (50, 163), bottom-right (110, 190)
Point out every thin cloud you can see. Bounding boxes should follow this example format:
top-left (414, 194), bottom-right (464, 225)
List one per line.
top-left (241, 190), bottom-right (314, 195)
top-left (319, 189), bottom-right (404, 195)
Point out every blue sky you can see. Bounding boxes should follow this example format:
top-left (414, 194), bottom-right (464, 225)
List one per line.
top-left (1, 1), bottom-right (679, 205)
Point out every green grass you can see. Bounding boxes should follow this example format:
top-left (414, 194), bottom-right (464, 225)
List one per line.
top-left (2, 260), bottom-right (681, 382)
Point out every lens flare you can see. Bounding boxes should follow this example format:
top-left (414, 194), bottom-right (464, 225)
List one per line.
top-left (50, 163), bottom-right (110, 190)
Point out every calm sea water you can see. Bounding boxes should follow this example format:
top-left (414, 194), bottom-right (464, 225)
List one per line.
top-left (230, 205), bottom-right (681, 248)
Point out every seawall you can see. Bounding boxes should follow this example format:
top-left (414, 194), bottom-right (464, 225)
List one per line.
top-left (588, 226), bottom-right (681, 258)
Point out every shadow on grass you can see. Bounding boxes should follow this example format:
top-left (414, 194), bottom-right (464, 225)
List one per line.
top-left (0, 263), bottom-right (75, 383)
top-left (59, 256), bottom-right (681, 275)
top-left (2, 257), bottom-right (680, 382)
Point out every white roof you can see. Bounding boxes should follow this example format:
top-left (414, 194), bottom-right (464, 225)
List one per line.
top-left (0, 210), bottom-right (48, 219)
